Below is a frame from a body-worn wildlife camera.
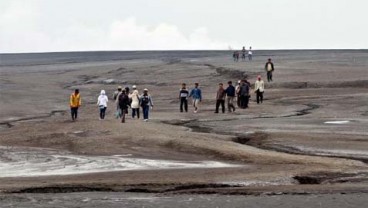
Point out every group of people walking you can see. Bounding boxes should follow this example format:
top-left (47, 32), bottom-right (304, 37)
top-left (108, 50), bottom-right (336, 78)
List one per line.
top-left (112, 86), bottom-right (154, 122)
top-left (233, 46), bottom-right (252, 62)
top-left (69, 58), bottom-right (275, 121)
top-left (177, 75), bottom-right (265, 115)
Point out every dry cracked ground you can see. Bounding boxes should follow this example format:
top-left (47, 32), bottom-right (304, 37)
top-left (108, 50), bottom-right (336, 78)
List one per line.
top-left (0, 50), bottom-right (368, 207)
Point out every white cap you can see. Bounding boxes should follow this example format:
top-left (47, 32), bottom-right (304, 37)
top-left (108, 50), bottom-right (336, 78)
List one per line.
top-left (144, 88), bottom-right (148, 91)
top-left (132, 85), bottom-right (137, 89)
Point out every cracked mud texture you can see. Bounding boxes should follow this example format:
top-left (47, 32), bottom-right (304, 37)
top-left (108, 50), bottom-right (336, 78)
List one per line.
top-left (0, 50), bottom-right (368, 207)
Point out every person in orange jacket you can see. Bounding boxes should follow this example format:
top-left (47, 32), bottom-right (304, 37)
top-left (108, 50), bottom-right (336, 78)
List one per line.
top-left (70, 89), bottom-right (81, 121)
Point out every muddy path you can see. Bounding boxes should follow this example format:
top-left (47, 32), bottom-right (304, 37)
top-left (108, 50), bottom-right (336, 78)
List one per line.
top-left (1, 50), bottom-right (368, 197)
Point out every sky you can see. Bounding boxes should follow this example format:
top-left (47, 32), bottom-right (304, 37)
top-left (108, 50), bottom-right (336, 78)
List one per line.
top-left (0, 0), bottom-right (367, 53)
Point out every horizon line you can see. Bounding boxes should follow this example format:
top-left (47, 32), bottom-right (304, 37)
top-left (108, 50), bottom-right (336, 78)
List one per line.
top-left (1, 48), bottom-right (367, 55)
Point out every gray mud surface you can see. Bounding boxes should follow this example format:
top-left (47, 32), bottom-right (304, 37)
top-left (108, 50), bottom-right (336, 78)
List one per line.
top-left (0, 50), bottom-right (368, 207)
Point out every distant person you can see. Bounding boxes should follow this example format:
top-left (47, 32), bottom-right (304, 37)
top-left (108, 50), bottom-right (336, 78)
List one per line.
top-left (118, 89), bottom-right (130, 123)
top-left (130, 85), bottom-right (140, 119)
top-left (248, 47), bottom-right (253, 61)
top-left (239, 80), bottom-right (250, 109)
top-left (140, 89), bottom-right (154, 121)
top-left (265, 58), bottom-right (275, 82)
top-left (215, 83), bottom-right (226, 113)
top-left (225, 81), bottom-right (236, 112)
top-left (241, 46), bottom-right (246, 60)
top-left (189, 83), bottom-right (202, 113)
top-left (113, 86), bottom-right (122, 118)
top-left (179, 83), bottom-right (189, 112)
top-left (235, 80), bottom-right (241, 107)
top-left (254, 75), bottom-right (265, 104)
top-left (70, 89), bottom-right (81, 121)
top-left (232, 51), bottom-right (237, 62)
top-left (236, 51), bottom-right (240, 62)
top-left (97, 90), bottom-right (108, 120)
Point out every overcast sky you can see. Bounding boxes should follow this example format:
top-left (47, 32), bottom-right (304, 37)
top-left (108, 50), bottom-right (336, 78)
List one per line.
top-left (0, 0), bottom-right (367, 53)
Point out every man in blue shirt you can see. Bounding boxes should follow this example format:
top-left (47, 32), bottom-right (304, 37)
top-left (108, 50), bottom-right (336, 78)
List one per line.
top-left (225, 81), bottom-right (236, 112)
top-left (189, 83), bottom-right (202, 113)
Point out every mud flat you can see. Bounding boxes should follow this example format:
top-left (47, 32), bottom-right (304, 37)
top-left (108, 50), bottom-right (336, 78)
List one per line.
top-left (0, 50), bottom-right (368, 207)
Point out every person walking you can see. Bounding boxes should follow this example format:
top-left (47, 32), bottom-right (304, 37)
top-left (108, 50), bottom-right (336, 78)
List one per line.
top-left (125, 86), bottom-right (131, 115)
top-left (97, 90), bottom-right (108, 120)
top-left (140, 89), bottom-right (154, 121)
top-left (118, 89), bottom-right (130, 123)
top-left (265, 58), bottom-right (275, 82)
top-left (113, 86), bottom-right (122, 118)
top-left (239, 80), bottom-right (250, 109)
top-left (248, 47), bottom-right (253, 61)
top-left (189, 83), bottom-right (202, 113)
top-left (225, 81), bottom-right (236, 112)
top-left (241, 46), bottom-right (246, 61)
top-left (215, 83), bottom-right (226, 113)
top-left (130, 85), bottom-right (140, 119)
top-left (254, 75), bottom-right (265, 104)
top-left (70, 89), bottom-right (81, 121)
top-left (235, 80), bottom-right (241, 107)
top-left (179, 83), bottom-right (189, 112)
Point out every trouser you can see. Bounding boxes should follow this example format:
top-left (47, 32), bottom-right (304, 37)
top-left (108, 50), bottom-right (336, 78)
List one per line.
top-left (180, 97), bottom-right (188, 112)
top-left (237, 95), bottom-right (241, 107)
top-left (71, 107), bottom-right (78, 120)
top-left (248, 54), bottom-right (252, 61)
top-left (267, 71), bottom-right (273, 82)
top-left (142, 105), bottom-right (150, 120)
top-left (193, 99), bottom-right (200, 111)
top-left (132, 108), bottom-right (140, 119)
top-left (115, 106), bottom-right (121, 119)
top-left (120, 108), bottom-right (127, 123)
top-left (99, 107), bottom-right (107, 119)
top-left (215, 99), bottom-right (225, 113)
top-left (242, 54), bottom-right (246, 60)
top-left (240, 95), bottom-right (249, 109)
top-left (256, 90), bottom-right (264, 104)
top-left (227, 96), bottom-right (236, 112)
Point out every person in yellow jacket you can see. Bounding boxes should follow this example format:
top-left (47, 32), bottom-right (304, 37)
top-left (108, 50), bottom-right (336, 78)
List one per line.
top-left (70, 89), bottom-right (81, 121)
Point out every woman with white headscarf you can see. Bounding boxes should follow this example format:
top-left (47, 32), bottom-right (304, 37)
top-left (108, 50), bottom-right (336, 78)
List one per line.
top-left (97, 90), bottom-right (108, 120)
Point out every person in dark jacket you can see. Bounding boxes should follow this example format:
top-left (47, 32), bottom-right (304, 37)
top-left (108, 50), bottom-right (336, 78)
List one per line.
top-left (118, 89), bottom-right (130, 123)
top-left (215, 83), bottom-right (226, 113)
top-left (239, 80), bottom-right (250, 109)
top-left (140, 89), bottom-right (154, 121)
top-left (179, 83), bottom-right (189, 112)
top-left (225, 81), bottom-right (236, 112)
top-left (265, 58), bottom-right (275, 82)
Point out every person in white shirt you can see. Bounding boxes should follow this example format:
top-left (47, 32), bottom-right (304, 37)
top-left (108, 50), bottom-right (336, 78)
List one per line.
top-left (97, 90), bottom-right (108, 119)
top-left (248, 46), bottom-right (253, 61)
top-left (265, 58), bottom-right (275, 82)
top-left (254, 75), bottom-right (265, 104)
top-left (129, 85), bottom-right (140, 119)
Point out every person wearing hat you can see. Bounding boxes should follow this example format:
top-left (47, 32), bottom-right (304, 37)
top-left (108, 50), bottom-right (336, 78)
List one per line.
top-left (113, 86), bottom-right (122, 118)
top-left (254, 75), bottom-right (265, 104)
top-left (118, 89), bottom-right (130, 123)
top-left (140, 89), bottom-right (153, 121)
top-left (129, 85), bottom-right (140, 119)
top-left (265, 58), bottom-right (275, 82)
top-left (70, 89), bottom-right (81, 121)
